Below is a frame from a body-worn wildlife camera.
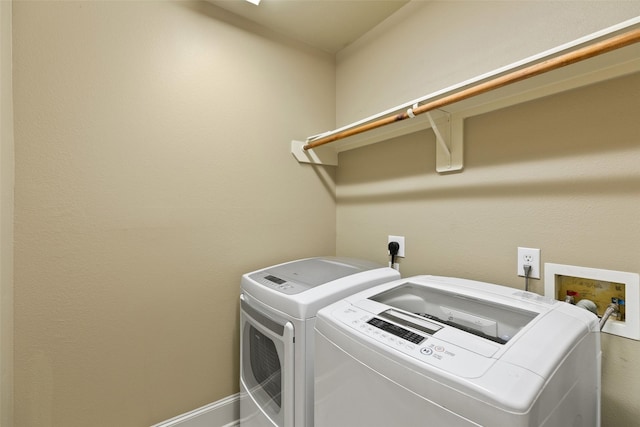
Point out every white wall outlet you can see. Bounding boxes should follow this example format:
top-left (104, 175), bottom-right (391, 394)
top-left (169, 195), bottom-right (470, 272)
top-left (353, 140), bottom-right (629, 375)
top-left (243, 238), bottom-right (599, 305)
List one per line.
top-left (517, 247), bottom-right (540, 279)
top-left (388, 235), bottom-right (405, 257)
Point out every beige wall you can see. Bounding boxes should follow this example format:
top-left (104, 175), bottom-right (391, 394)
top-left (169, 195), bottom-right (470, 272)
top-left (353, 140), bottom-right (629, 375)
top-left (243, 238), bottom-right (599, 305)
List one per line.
top-left (10, 1), bottom-right (640, 426)
top-left (12, 1), bottom-right (335, 426)
top-left (337, 1), bottom-right (640, 125)
top-left (1, 1), bottom-right (15, 426)
top-left (335, 2), bottom-right (640, 425)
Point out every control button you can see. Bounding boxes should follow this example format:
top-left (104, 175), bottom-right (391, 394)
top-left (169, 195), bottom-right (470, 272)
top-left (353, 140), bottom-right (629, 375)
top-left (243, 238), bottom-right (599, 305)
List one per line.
top-left (434, 346), bottom-right (445, 352)
top-left (420, 347), bottom-right (433, 356)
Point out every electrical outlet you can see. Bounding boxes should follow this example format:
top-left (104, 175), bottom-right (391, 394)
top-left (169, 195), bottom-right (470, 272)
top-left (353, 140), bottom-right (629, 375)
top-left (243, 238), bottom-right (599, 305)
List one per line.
top-left (388, 235), bottom-right (405, 257)
top-left (517, 247), bottom-right (540, 279)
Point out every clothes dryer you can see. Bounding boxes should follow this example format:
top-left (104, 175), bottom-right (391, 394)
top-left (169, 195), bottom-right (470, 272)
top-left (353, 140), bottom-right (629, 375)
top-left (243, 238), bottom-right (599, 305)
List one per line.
top-left (239, 257), bottom-right (400, 427)
top-left (315, 275), bottom-right (601, 427)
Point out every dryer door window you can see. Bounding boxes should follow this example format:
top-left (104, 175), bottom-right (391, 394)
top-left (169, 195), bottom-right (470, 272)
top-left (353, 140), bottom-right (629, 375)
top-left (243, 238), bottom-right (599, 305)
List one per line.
top-left (248, 325), bottom-right (282, 408)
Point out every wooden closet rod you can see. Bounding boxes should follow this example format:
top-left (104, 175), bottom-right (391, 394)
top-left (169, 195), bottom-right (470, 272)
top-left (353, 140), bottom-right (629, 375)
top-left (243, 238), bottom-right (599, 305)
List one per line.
top-left (304, 27), bottom-right (640, 151)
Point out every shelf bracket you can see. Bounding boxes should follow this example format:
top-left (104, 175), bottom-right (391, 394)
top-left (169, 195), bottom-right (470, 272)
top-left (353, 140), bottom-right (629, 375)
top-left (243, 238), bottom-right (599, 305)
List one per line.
top-left (291, 140), bottom-right (338, 166)
top-left (291, 110), bottom-right (463, 172)
top-left (427, 110), bottom-right (464, 173)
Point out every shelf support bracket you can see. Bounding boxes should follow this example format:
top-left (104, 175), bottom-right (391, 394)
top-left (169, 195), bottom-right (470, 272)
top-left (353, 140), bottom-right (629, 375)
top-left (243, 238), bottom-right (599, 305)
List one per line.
top-left (291, 140), bottom-right (338, 166)
top-left (291, 110), bottom-right (463, 171)
top-left (426, 110), bottom-right (464, 173)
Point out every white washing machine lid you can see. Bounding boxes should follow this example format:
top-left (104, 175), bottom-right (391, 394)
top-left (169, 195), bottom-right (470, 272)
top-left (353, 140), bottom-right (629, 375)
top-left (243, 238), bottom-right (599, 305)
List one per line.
top-left (241, 257), bottom-right (400, 319)
top-left (315, 275), bottom-right (600, 411)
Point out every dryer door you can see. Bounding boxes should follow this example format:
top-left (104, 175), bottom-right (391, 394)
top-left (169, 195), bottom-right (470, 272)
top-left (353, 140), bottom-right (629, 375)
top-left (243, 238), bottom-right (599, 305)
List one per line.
top-left (240, 295), bottom-right (294, 427)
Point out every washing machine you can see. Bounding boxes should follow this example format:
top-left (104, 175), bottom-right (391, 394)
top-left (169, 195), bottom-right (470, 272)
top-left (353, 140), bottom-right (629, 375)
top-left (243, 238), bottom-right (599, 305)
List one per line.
top-left (314, 275), bottom-right (601, 427)
top-left (239, 256), bottom-right (400, 427)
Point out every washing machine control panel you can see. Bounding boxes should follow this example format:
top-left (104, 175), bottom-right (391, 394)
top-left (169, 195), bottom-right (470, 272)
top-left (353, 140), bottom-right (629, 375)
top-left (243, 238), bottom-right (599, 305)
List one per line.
top-left (366, 317), bottom-right (426, 345)
top-left (332, 305), bottom-right (497, 378)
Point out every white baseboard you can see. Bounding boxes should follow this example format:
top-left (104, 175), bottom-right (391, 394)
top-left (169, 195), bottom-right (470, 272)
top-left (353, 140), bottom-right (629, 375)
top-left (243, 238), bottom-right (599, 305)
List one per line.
top-left (151, 393), bottom-right (240, 427)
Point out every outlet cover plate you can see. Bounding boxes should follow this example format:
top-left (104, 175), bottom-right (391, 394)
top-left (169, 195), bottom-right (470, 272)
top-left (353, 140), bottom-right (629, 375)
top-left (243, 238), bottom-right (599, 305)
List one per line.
top-left (388, 235), bottom-right (405, 258)
top-left (517, 247), bottom-right (540, 279)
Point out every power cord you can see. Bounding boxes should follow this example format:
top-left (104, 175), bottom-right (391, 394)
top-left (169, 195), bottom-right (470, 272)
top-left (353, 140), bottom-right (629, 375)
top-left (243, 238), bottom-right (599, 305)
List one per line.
top-left (388, 241), bottom-right (400, 270)
top-left (523, 264), bottom-right (532, 292)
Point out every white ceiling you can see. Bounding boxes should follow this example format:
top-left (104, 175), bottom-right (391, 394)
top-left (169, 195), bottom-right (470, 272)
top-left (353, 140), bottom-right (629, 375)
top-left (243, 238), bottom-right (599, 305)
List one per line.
top-left (206, 0), bottom-right (410, 53)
